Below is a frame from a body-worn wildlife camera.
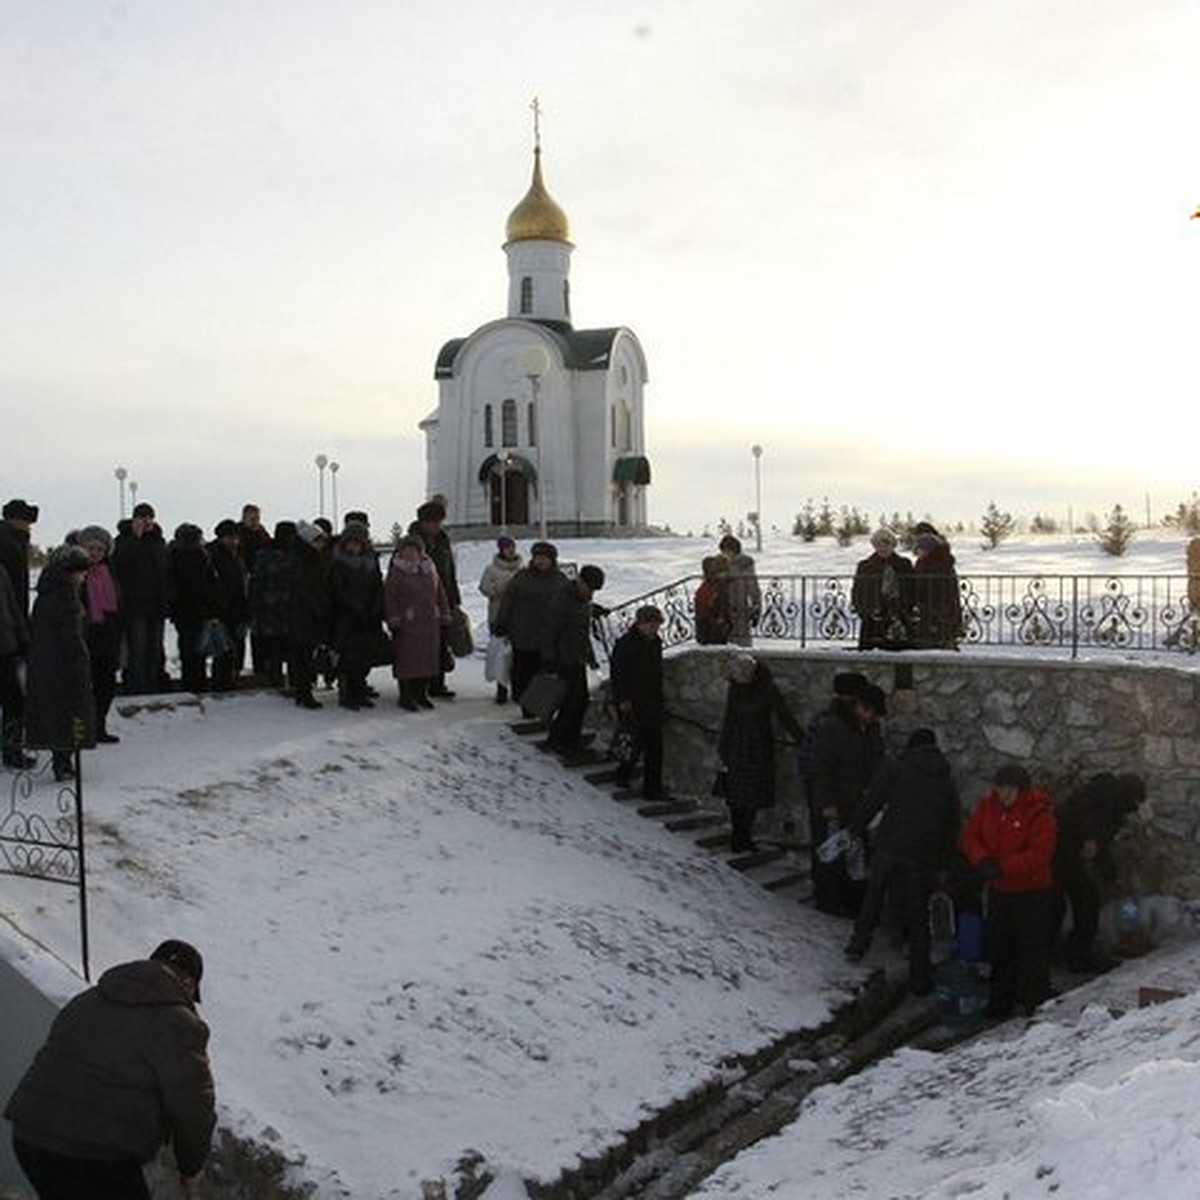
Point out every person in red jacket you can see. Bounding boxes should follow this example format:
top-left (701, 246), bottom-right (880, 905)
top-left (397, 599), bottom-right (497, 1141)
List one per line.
top-left (960, 764), bottom-right (1058, 1019)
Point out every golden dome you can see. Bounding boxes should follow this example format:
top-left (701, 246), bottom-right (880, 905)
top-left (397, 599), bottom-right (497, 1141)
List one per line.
top-left (505, 148), bottom-right (570, 244)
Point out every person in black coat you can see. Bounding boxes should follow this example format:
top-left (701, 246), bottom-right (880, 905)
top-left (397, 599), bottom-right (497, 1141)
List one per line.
top-left (845, 728), bottom-right (961, 994)
top-left (72, 526), bottom-right (123, 744)
top-left (851, 528), bottom-right (915, 650)
top-left (167, 525), bottom-right (223, 694)
top-left (0, 498), bottom-right (37, 768)
top-left (807, 681), bottom-right (887, 915)
top-left (289, 523), bottom-right (333, 709)
top-left (493, 541), bottom-right (570, 715)
top-left (328, 522), bottom-right (384, 710)
top-left (609, 605), bottom-right (665, 799)
top-left (111, 503), bottom-right (169, 694)
top-left (1053, 772), bottom-right (1147, 971)
top-left (717, 654), bottom-right (804, 853)
top-left (542, 565), bottom-right (605, 754)
top-left (208, 521), bottom-right (249, 692)
top-left (911, 523), bottom-right (963, 649)
top-left (6, 939), bottom-right (215, 1199)
top-left (25, 545), bottom-right (96, 780)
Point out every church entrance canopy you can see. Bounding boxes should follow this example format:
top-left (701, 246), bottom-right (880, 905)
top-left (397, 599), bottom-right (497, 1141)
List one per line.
top-left (612, 455), bottom-right (651, 486)
top-left (478, 453), bottom-right (537, 482)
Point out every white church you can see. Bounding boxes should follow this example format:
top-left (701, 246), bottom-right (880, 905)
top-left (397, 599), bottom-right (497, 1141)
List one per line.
top-left (420, 131), bottom-right (652, 536)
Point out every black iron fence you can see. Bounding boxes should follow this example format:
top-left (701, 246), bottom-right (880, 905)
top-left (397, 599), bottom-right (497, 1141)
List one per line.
top-left (0, 749), bottom-right (90, 980)
top-left (596, 574), bottom-right (1200, 662)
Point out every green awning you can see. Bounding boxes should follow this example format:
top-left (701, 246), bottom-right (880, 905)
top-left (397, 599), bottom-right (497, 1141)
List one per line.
top-left (612, 455), bottom-right (651, 486)
top-left (478, 453), bottom-right (537, 483)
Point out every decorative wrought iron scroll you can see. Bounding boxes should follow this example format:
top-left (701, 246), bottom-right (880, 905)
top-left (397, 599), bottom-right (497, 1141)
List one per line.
top-left (0, 748), bottom-right (90, 980)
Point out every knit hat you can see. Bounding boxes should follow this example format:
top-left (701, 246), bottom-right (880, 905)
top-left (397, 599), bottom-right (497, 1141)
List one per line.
top-left (75, 525), bottom-right (113, 555)
top-left (993, 764), bottom-right (1031, 790)
top-left (497, 536), bottom-right (516, 553)
top-left (635, 605), bottom-right (664, 625)
top-left (296, 520), bottom-right (325, 546)
top-left (906, 728), bottom-right (937, 749)
top-left (397, 534), bottom-right (425, 553)
top-left (132, 502), bottom-right (156, 520)
top-left (530, 541), bottom-right (558, 561)
top-left (416, 500), bottom-right (446, 522)
top-left (214, 519), bottom-right (239, 539)
top-left (173, 523), bottom-right (204, 545)
top-left (151, 939), bottom-right (204, 1003)
top-left (578, 564), bottom-right (605, 592)
top-left (833, 672), bottom-right (868, 698)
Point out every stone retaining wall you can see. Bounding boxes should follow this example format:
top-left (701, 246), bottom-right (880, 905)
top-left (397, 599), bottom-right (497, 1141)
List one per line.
top-left (662, 646), bottom-right (1200, 895)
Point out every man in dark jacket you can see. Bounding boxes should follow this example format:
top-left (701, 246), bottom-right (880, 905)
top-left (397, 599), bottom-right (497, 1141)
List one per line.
top-left (1053, 772), bottom-right (1146, 972)
top-left (807, 681), bottom-right (887, 916)
top-left (542, 565), bottom-right (605, 754)
top-left (5, 939), bottom-right (215, 1199)
top-left (111, 502), bottom-right (169, 695)
top-left (408, 499), bottom-right (460, 699)
top-left (0, 498), bottom-right (37, 769)
top-left (209, 520), bottom-right (249, 692)
top-left (609, 605), bottom-right (665, 798)
top-left (494, 541), bottom-right (570, 715)
top-left (845, 728), bottom-right (960, 994)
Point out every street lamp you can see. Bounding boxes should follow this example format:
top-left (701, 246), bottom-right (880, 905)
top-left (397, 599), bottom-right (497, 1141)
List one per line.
top-left (498, 450), bottom-right (511, 533)
top-left (329, 461), bottom-right (340, 526)
top-left (115, 466), bottom-right (128, 520)
top-left (129, 479), bottom-right (139, 510)
top-left (315, 454), bottom-right (328, 518)
top-left (519, 345), bottom-right (551, 541)
top-left (751, 444), bottom-right (763, 553)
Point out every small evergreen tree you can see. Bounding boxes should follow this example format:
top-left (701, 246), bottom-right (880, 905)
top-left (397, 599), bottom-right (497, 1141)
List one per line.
top-left (793, 500), bottom-right (819, 542)
top-left (1098, 504), bottom-right (1136, 556)
top-left (1164, 492), bottom-right (1200, 535)
top-left (980, 501), bottom-right (1015, 549)
top-left (1030, 513), bottom-right (1059, 534)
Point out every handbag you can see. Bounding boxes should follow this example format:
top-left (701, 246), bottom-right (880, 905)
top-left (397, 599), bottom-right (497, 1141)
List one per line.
top-left (370, 627), bottom-right (394, 668)
top-left (484, 636), bottom-right (512, 684)
top-left (518, 671), bottom-right (569, 722)
top-left (448, 608), bottom-right (474, 658)
top-left (609, 717), bottom-right (640, 766)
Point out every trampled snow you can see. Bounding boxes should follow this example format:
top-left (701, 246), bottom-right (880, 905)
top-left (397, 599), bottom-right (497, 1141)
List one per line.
top-left (3, 531), bottom-right (1200, 1198)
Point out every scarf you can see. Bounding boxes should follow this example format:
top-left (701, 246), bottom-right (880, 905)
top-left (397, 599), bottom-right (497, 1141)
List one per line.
top-left (85, 562), bottom-right (119, 625)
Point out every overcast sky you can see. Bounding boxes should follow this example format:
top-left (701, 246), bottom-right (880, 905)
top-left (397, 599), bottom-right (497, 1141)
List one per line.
top-left (4, 0), bottom-right (1200, 544)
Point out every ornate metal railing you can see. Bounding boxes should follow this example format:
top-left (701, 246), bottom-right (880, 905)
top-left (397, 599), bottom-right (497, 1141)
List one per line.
top-left (0, 749), bottom-right (90, 980)
top-left (596, 574), bottom-right (1200, 662)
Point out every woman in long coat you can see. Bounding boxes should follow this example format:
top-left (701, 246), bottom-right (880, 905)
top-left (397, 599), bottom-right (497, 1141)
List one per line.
top-left (478, 536), bottom-right (522, 703)
top-left (74, 526), bottom-right (122, 743)
top-left (26, 545), bottom-right (96, 780)
top-left (717, 654), bottom-right (803, 852)
top-left (384, 536), bottom-right (448, 711)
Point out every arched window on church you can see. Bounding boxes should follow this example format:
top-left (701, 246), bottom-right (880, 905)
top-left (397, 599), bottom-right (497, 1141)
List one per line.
top-left (614, 400), bottom-right (632, 452)
top-left (520, 277), bottom-right (533, 315)
top-left (563, 280), bottom-right (570, 319)
top-left (527, 402), bottom-right (537, 447)
top-left (484, 404), bottom-right (494, 448)
top-left (501, 398), bottom-right (518, 447)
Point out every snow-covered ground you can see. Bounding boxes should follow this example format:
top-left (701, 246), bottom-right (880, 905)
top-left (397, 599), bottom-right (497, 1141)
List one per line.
top-left (3, 530), bottom-right (1200, 1198)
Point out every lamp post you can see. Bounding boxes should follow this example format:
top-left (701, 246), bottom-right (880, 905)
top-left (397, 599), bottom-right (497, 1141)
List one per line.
top-left (751, 444), bottom-right (763, 553)
top-left (315, 455), bottom-right (328, 518)
top-left (498, 451), bottom-right (511, 533)
top-left (115, 466), bottom-right (128, 520)
top-left (329, 461), bottom-right (340, 527)
top-left (519, 345), bottom-right (551, 541)
top-left (129, 479), bottom-right (139, 510)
